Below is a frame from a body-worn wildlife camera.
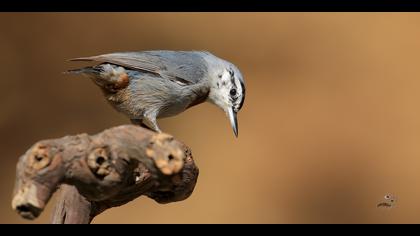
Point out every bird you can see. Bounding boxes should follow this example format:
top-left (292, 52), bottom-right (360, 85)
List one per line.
top-left (66, 50), bottom-right (246, 137)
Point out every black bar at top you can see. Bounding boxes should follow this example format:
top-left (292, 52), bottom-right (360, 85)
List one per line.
top-left (1, 0), bottom-right (420, 12)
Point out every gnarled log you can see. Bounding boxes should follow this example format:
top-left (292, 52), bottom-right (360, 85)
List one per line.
top-left (11, 125), bottom-right (199, 224)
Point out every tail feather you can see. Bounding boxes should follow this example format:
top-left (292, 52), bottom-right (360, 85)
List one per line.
top-left (68, 56), bottom-right (96, 62)
top-left (63, 68), bottom-right (84, 74)
top-left (64, 64), bottom-right (129, 92)
top-left (63, 67), bottom-right (102, 75)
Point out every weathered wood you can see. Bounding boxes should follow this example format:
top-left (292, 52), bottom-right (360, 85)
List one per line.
top-left (11, 125), bottom-right (199, 223)
top-left (51, 185), bottom-right (93, 224)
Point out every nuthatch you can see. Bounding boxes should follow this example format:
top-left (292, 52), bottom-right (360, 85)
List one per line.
top-left (67, 51), bottom-right (246, 137)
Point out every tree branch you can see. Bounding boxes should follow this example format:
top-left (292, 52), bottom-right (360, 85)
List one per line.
top-left (11, 125), bottom-right (199, 224)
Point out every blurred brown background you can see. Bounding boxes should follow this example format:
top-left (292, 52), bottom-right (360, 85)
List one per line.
top-left (1, 13), bottom-right (420, 223)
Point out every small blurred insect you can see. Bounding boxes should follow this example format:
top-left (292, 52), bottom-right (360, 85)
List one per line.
top-left (377, 194), bottom-right (396, 208)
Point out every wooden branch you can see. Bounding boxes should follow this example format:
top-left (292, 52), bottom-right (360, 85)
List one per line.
top-left (11, 125), bottom-right (199, 224)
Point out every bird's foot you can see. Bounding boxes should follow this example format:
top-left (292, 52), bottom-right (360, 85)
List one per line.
top-left (130, 118), bottom-right (161, 133)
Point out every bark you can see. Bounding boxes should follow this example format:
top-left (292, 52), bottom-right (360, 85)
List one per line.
top-left (11, 125), bottom-right (199, 224)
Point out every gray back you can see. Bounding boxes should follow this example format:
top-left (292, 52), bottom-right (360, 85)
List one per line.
top-left (73, 51), bottom-right (210, 85)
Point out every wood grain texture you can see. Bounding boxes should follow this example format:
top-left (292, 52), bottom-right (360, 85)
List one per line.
top-left (11, 125), bottom-right (199, 224)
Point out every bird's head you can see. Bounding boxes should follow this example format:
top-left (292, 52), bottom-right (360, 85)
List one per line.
top-left (207, 60), bottom-right (245, 137)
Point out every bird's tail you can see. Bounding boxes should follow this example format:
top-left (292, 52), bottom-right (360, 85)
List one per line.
top-left (64, 64), bottom-right (129, 92)
top-left (63, 66), bottom-right (110, 90)
top-left (63, 66), bottom-right (103, 76)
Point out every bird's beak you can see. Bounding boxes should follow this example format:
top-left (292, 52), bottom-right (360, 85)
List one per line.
top-left (228, 108), bottom-right (238, 137)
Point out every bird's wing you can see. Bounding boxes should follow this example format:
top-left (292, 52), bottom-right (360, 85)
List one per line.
top-left (70, 51), bottom-right (208, 85)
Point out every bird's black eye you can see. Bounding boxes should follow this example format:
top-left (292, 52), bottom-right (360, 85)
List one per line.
top-left (230, 89), bottom-right (237, 96)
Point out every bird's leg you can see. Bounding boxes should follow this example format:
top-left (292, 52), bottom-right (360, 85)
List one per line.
top-left (130, 118), bottom-right (157, 132)
top-left (130, 119), bottom-right (142, 126)
top-left (131, 112), bottom-right (161, 133)
top-left (142, 116), bottom-right (162, 133)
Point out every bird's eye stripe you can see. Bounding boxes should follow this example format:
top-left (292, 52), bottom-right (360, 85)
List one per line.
top-left (237, 80), bottom-right (245, 110)
top-left (228, 68), bottom-right (234, 77)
